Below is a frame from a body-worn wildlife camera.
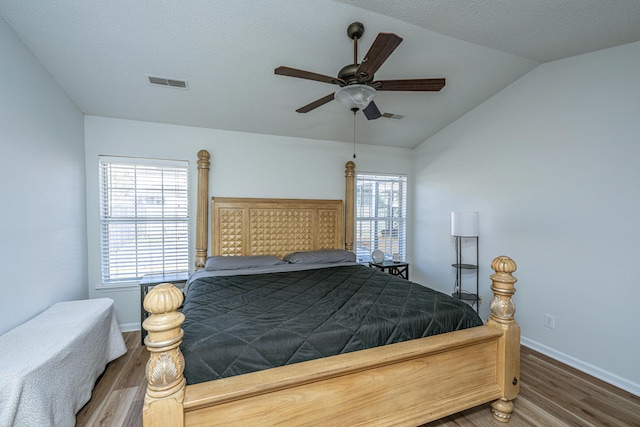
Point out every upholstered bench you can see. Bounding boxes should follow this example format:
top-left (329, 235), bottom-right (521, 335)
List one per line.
top-left (0, 298), bottom-right (127, 426)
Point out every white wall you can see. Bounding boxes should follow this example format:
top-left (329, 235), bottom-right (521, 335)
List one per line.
top-left (84, 116), bottom-right (413, 330)
top-left (0, 17), bottom-right (86, 335)
top-left (412, 41), bottom-right (640, 394)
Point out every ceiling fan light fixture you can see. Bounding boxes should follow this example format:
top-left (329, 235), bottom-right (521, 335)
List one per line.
top-left (334, 84), bottom-right (376, 111)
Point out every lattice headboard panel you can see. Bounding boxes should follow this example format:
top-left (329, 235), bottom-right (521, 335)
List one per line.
top-left (211, 198), bottom-right (345, 259)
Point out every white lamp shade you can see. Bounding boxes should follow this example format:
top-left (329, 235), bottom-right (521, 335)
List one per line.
top-left (334, 84), bottom-right (377, 110)
top-left (451, 212), bottom-right (479, 237)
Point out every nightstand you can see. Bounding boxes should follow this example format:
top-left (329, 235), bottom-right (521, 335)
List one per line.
top-left (369, 261), bottom-right (409, 280)
top-left (139, 271), bottom-right (189, 345)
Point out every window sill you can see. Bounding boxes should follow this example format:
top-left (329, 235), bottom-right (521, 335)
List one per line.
top-left (94, 282), bottom-right (139, 292)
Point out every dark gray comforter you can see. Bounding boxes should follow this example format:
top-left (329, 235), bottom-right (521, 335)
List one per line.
top-left (180, 264), bottom-right (483, 385)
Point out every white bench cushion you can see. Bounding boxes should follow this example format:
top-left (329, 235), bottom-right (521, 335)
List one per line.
top-left (0, 298), bottom-right (127, 426)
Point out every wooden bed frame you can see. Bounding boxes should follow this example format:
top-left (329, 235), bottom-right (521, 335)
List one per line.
top-left (142, 150), bottom-right (520, 426)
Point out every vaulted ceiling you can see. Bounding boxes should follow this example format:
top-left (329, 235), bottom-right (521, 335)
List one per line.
top-left (2, 1), bottom-right (639, 148)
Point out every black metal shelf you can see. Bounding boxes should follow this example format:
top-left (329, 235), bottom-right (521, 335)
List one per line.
top-left (451, 263), bottom-right (477, 270)
top-left (452, 236), bottom-right (479, 314)
top-left (452, 292), bottom-right (478, 301)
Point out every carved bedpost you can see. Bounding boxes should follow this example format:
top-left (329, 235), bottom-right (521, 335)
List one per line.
top-left (195, 150), bottom-right (210, 270)
top-left (486, 256), bottom-right (520, 423)
top-left (142, 284), bottom-right (186, 427)
top-left (345, 161), bottom-right (355, 252)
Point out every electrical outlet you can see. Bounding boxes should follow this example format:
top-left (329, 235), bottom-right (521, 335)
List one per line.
top-left (479, 294), bottom-right (485, 305)
top-left (544, 313), bottom-right (555, 329)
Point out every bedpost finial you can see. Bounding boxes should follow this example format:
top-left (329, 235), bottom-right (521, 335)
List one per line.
top-left (197, 150), bottom-right (211, 170)
top-left (491, 256), bottom-right (517, 275)
top-left (144, 283), bottom-right (184, 315)
top-left (489, 256), bottom-right (518, 323)
top-left (345, 161), bottom-right (355, 176)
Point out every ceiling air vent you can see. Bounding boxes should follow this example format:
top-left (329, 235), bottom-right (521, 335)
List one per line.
top-left (382, 113), bottom-right (404, 120)
top-left (147, 75), bottom-right (188, 89)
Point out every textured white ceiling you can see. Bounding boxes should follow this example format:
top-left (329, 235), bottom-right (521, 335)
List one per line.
top-left (335, 0), bottom-right (640, 63)
top-left (1, 0), bottom-right (639, 149)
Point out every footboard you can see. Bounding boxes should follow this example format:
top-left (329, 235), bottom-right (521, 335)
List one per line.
top-left (142, 256), bottom-right (519, 426)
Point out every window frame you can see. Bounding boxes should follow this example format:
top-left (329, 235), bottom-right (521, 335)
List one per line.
top-left (355, 172), bottom-right (408, 264)
top-left (98, 156), bottom-right (190, 286)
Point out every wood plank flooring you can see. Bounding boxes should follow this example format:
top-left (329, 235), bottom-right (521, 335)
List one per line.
top-left (76, 332), bottom-right (640, 426)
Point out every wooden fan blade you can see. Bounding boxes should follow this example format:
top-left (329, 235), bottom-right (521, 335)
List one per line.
top-left (296, 93), bottom-right (335, 113)
top-left (275, 66), bottom-right (345, 86)
top-left (356, 33), bottom-right (403, 81)
top-left (362, 101), bottom-right (382, 120)
top-left (374, 78), bottom-right (446, 91)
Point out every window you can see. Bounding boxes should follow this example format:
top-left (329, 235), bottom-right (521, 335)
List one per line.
top-left (99, 157), bottom-right (189, 284)
top-left (355, 173), bottom-right (407, 263)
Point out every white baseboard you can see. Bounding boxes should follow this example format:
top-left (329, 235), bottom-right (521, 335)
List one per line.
top-left (119, 322), bottom-right (140, 333)
top-left (521, 336), bottom-right (639, 397)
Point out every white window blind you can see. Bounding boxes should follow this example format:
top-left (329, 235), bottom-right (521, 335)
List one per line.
top-left (355, 173), bottom-right (407, 263)
top-left (99, 157), bottom-right (189, 284)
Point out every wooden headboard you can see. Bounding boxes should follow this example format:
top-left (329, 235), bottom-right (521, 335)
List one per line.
top-left (211, 198), bottom-right (344, 259)
top-left (194, 150), bottom-right (356, 268)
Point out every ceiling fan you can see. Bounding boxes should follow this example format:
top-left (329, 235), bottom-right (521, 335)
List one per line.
top-left (275, 22), bottom-right (445, 120)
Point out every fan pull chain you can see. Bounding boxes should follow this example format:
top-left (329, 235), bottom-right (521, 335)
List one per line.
top-left (352, 109), bottom-right (357, 159)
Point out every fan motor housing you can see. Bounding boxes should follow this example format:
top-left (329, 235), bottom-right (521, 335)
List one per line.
top-left (338, 63), bottom-right (372, 85)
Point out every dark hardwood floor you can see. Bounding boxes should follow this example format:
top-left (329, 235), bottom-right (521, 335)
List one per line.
top-left (76, 332), bottom-right (640, 426)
